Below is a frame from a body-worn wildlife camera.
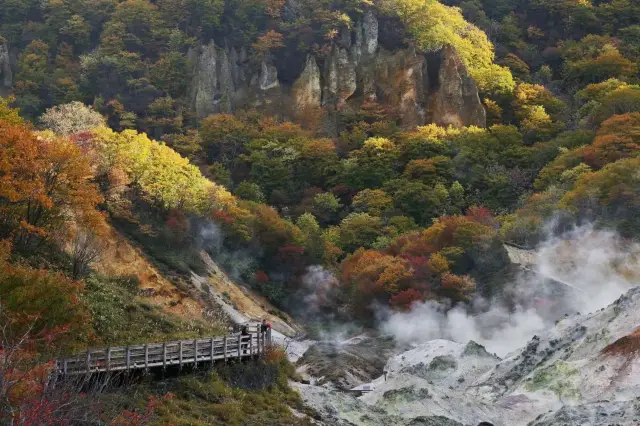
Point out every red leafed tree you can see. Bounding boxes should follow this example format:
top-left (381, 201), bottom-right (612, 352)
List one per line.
top-left (0, 301), bottom-right (168, 425)
top-left (166, 208), bottom-right (190, 242)
top-left (278, 245), bottom-right (305, 263)
top-left (255, 270), bottom-right (269, 284)
top-left (389, 289), bottom-right (424, 312)
top-left (466, 205), bottom-right (495, 226)
top-left (0, 309), bottom-right (73, 424)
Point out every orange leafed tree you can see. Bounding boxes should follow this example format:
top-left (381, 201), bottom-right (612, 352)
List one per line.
top-left (263, 0), bottom-right (286, 18)
top-left (252, 30), bottom-right (285, 57)
top-left (0, 120), bottom-right (106, 247)
top-left (342, 249), bottom-right (413, 315)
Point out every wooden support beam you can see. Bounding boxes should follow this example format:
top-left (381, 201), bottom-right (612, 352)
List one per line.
top-left (86, 349), bottom-right (91, 373)
top-left (194, 339), bottom-right (198, 369)
top-left (126, 347), bottom-right (131, 372)
top-left (238, 336), bottom-right (242, 358)
top-left (179, 341), bottom-right (183, 370)
top-left (163, 343), bottom-right (167, 370)
top-left (223, 336), bottom-right (228, 363)
top-left (106, 348), bottom-right (111, 373)
top-left (144, 345), bottom-right (149, 371)
top-left (250, 335), bottom-right (253, 357)
top-left (210, 337), bottom-right (215, 362)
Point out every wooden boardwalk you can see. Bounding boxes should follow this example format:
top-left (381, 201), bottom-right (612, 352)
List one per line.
top-left (56, 326), bottom-right (271, 377)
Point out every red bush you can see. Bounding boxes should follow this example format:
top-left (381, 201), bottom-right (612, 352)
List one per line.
top-left (255, 270), bottom-right (269, 284)
top-left (389, 289), bottom-right (424, 312)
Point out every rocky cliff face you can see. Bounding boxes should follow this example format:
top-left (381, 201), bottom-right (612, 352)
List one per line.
top-left (0, 42), bottom-right (12, 97)
top-left (431, 46), bottom-right (486, 128)
top-left (188, 10), bottom-right (486, 133)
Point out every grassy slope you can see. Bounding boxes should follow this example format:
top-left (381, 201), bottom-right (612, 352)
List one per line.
top-left (83, 223), bottom-right (313, 423)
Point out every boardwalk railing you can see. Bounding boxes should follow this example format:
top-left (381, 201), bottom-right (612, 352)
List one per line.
top-left (56, 328), bottom-right (271, 377)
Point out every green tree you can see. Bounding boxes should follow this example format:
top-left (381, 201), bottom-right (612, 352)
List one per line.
top-left (337, 213), bottom-right (385, 252)
top-left (342, 137), bottom-right (400, 190)
top-left (151, 50), bottom-right (188, 98)
top-left (235, 181), bottom-right (267, 203)
top-left (14, 40), bottom-right (51, 118)
top-left (352, 189), bottom-right (393, 216)
top-left (296, 212), bottom-right (325, 263)
top-left (561, 157), bottom-right (640, 237)
top-left (386, 179), bottom-right (446, 225)
top-left (200, 114), bottom-right (251, 164)
top-left (312, 192), bottom-right (343, 225)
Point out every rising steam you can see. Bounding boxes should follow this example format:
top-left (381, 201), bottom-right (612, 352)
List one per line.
top-left (380, 225), bottom-right (640, 357)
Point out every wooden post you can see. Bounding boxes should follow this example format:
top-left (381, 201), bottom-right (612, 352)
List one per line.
top-left (163, 343), bottom-right (167, 371)
top-left (126, 347), bottom-right (131, 372)
top-left (237, 336), bottom-right (242, 358)
top-left (223, 336), bottom-right (228, 363)
top-left (63, 360), bottom-right (68, 377)
top-left (194, 339), bottom-right (198, 368)
top-left (250, 334), bottom-right (254, 357)
top-left (106, 348), bottom-right (111, 373)
top-left (257, 332), bottom-right (260, 357)
top-left (179, 341), bottom-right (183, 370)
top-left (86, 349), bottom-right (91, 374)
top-left (210, 337), bottom-right (215, 362)
top-left (144, 345), bottom-right (149, 371)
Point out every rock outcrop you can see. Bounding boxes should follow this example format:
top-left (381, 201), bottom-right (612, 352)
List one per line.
top-left (0, 42), bottom-right (12, 96)
top-left (188, 9), bottom-right (486, 131)
top-left (292, 55), bottom-right (321, 110)
top-left (296, 334), bottom-right (399, 390)
top-left (430, 46), bottom-right (487, 128)
top-left (374, 48), bottom-right (428, 128)
top-left (257, 60), bottom-right (279, 91)
top-left (190, 41), bottom-right (285, 118)
top-left (323, 44), bottom-right (357, 107)
top-left (192, 44), bottom-right (218, 118)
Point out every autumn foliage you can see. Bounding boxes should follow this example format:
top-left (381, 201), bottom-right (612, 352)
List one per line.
top-left (252, 30), bottom-right (285, 57)
top-left (341, 209), bottom-right (491, 318)
top-left (0, 120), bottom-right (106, 247)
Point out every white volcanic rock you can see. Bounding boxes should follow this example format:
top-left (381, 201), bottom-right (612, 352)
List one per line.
top-left (295, 287), bottom-right (640, 426)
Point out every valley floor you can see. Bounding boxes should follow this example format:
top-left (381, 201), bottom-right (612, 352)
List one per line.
top-left (291, 287), bottom-right (640, 426)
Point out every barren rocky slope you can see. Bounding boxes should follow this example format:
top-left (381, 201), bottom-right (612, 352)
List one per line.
top-left (294, 286), bottom-right (640, 426)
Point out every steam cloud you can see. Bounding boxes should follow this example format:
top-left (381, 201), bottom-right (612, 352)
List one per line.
top-left (196, 221), bottom-right (258, 280)
top-left (380, 225), bottom-right (640, 357)
top-left (301, 266), bottom-right (338, 315)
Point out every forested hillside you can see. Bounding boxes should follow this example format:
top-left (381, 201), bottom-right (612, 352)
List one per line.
top-left (1, 0), bottom-right (639, 423)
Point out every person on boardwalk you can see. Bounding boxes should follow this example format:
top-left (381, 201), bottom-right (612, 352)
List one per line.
top-left (261, 319), bottom-right (271, 345)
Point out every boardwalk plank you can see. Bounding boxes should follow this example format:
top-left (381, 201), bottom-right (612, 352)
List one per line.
top-left (56, 331), bottom-right (271, 376)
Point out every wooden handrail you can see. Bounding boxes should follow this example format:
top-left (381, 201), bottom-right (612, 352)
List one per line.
top-left (56, 329), bottom-right (272, 377)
